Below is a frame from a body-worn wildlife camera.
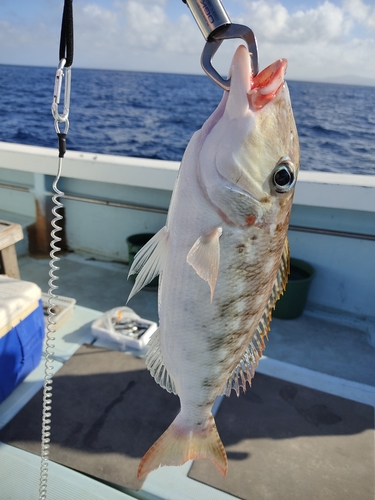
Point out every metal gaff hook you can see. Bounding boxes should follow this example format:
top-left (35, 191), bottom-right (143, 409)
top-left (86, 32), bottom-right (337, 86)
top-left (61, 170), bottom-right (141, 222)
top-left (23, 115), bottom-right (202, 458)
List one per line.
top-left (51, 58), bottom-right (71, 134)
top-left (202, 24), bottom-right (258, 91)
top-left (183, 0), bottom-right (259, 91)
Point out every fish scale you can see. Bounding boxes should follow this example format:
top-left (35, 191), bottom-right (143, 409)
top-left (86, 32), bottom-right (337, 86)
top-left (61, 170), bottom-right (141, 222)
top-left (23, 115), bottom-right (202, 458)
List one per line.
top-left (128, 45), bottom-right (299, 478)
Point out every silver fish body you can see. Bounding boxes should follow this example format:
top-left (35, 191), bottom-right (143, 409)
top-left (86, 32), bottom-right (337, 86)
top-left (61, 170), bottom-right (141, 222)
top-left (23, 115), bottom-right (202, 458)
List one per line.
top-left (128, 45), bottom-right (299, 477)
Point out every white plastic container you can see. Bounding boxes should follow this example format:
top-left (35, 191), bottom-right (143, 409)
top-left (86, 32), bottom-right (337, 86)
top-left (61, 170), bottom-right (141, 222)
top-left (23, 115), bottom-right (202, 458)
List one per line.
top-left (41, 293), bottom-right (76, 331)
top-left (0, 276), bottom-right (44, 403)
top-left (91, 307), bottom-right (157, 350)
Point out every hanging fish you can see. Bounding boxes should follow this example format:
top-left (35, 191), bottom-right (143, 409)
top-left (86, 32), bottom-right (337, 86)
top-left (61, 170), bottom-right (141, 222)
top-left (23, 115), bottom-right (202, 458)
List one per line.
top-left (128, 44), bottom-right (300, 478)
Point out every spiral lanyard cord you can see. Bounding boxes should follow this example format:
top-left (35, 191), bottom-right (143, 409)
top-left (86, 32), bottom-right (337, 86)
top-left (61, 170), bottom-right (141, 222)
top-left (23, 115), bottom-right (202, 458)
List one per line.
top-left (39, 2), bottom-right (73, 499)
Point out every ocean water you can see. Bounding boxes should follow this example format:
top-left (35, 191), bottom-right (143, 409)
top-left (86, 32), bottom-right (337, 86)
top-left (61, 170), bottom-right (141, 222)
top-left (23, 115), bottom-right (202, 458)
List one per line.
top-left (0, 64), bottom-right (374, 175)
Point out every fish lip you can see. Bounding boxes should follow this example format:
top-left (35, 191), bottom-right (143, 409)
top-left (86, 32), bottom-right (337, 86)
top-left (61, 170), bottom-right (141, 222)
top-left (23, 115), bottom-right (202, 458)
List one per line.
top-left (226, 46), bottom-right (287, 118)
top-left (247, 59), bottom-right (288, 111)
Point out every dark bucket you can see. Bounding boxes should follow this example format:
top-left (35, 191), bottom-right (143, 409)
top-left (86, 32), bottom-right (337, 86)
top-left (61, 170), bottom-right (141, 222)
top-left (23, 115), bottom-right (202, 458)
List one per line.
top-left (126, 233), bottom-right (158, 287)
top-left (273, 258), bottom-right (315, 320)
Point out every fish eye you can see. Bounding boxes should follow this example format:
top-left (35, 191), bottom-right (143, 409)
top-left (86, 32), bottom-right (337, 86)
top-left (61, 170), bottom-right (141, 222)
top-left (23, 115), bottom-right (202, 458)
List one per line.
top-left (272, 161), bottom-right (295, 193)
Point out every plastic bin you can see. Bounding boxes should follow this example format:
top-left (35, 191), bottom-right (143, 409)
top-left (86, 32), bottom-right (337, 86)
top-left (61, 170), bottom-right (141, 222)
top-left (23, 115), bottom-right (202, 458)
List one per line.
top-left (91, 306), bottom-right (157, 350)
top-left (273, 258), bottom-right (315, 319)
top-left (0, 276), bottom-right (44, 403)
top-left (41, 292), bottom-right (76, 330)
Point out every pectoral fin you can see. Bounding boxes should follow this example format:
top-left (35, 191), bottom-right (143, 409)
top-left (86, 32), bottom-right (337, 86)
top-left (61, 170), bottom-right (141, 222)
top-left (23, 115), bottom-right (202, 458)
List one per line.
top-left (127, 226), bottom-right (168, 302)
top-left (187, 227), bottom-right (222, 302)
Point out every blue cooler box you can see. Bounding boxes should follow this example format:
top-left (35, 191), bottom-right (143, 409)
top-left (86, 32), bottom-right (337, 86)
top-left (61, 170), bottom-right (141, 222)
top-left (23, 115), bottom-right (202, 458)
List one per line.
top-left (0, 276), bottom-right (45, 404)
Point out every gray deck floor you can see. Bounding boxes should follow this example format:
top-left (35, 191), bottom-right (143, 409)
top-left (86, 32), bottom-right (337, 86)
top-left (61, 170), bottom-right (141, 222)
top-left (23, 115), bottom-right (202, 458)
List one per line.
top-left (18, 252), bottom-right (375, 388)
top-left (1, 252), bottom-right (373, 500)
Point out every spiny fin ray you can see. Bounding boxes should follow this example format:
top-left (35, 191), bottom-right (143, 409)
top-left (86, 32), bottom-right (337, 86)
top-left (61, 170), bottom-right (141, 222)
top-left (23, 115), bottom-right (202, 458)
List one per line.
top-left (127, 226), bottom-right (168, 302)
top-left (146, 328), bottom-right (177, 395)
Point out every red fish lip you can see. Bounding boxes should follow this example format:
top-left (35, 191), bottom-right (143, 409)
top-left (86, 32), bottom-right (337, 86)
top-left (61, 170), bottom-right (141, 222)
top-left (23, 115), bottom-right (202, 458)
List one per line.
top-left (248, 59), bottom-right (288, 111)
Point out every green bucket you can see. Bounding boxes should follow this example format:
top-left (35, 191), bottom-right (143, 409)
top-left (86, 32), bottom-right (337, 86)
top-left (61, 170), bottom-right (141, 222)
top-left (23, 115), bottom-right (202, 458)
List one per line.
top-left (126, 233), bottom-right (158, 287)
top-left (273, 258), bottom-right (315, 320)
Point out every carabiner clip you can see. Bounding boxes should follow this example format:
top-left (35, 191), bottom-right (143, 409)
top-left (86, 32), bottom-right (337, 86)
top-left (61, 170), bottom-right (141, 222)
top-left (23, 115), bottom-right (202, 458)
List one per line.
top-left (202, 24), bottom-right (259, 91)
top-left (52, 58), bottom-right (71, 134)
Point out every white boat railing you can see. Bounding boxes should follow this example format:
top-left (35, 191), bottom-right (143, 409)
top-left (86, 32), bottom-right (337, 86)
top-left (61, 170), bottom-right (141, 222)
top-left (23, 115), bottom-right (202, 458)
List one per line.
top-left (0, 141), bottom-right (374, 327)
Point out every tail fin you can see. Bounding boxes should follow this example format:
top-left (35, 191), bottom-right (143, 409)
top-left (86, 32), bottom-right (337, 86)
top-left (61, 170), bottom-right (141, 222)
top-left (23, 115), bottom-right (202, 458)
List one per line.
top-left (137, 413), bottom-right (227, 478)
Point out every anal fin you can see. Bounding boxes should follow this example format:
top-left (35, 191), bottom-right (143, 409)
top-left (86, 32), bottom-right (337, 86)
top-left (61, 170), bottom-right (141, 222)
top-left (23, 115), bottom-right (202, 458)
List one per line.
top-left (146, 328), bottom-right (177, 395)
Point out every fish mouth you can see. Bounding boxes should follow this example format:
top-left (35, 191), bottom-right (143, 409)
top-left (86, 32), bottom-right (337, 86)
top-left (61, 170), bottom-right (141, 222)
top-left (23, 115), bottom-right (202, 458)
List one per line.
top-left (226, 45), bottom-right (288, 117)
top-left (248, 58), bottom-right (288, 111)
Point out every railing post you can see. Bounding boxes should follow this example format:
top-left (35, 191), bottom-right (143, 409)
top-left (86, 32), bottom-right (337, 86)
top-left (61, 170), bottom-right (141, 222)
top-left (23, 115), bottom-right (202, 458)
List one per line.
top-left (27, 173), bottom-right (66, 255)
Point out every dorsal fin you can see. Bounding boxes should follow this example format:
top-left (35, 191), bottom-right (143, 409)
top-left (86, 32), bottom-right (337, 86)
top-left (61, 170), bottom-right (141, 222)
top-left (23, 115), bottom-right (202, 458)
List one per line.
top-left (146, 328), bottom-right (177, 395)
top-left (222, 237), bottom-right (290, 397)
top-left (127, 226), bottom-right (168, 302)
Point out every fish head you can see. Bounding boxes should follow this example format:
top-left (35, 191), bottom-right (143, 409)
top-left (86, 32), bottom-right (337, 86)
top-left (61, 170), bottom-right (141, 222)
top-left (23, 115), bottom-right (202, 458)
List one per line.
top-left (198, 45), bottom-right (300, 227)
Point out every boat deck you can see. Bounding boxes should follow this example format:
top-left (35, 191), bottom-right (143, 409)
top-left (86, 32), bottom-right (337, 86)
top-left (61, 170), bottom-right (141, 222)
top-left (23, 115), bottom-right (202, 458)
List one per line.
top-left (18, 252), bottom-right (375, 386)
top-left (0, 252), bottom-right (374, 500)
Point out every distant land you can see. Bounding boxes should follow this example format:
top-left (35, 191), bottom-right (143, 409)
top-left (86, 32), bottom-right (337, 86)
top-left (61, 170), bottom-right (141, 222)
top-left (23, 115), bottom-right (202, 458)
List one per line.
top-left (0, 62), bottom-right (374, 87)
top-left (290, 74), bottom-right (375, 87)
top-left (322, 75), bottom-right (375, 87)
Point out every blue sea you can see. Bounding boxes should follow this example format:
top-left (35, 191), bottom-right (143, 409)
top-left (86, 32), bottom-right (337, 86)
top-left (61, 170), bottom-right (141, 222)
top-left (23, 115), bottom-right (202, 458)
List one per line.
top-left (0, 64), bottom-right (374, 175)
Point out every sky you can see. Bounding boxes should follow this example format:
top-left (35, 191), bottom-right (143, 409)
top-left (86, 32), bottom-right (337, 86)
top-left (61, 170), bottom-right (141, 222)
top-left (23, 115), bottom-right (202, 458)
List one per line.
top-left (0, 0), bottom-right (374, 85)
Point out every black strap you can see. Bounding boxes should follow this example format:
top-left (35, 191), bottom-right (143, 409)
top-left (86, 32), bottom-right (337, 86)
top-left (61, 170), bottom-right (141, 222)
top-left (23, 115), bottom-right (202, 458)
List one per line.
top-left (59, 0), bottom-right (74, 67)
top-left (57, 133), bottom-right (67, 158)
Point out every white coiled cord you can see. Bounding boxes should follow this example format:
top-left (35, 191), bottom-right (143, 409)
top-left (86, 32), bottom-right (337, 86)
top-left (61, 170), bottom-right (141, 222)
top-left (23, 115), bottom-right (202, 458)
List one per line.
top-left (39, 158), bottom-right (65, 500)
top-left (39, 1), bottom-right (73, 495)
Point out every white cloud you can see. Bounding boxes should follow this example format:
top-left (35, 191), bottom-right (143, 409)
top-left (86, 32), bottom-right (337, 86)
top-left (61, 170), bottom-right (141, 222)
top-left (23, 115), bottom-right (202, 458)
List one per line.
top-left (69, 0), bottom-right (202, 72)
top-left (239, 0), bottom-right (352, 43)
top-left (0, 19), bottom-right (57, 63)
top-left (0, 0), bottom-right (374, 84)
top-left (120, 0), bottom-right (200, 56)
top-left (124, 1), bottom-right (169, 49)
top-left (74, 0), bottom-right (375, 82)
top-left (343, 0), bottom-right (375, 29)
top-left (234, 0), bottom-right (375, 83)
top-left (73, 3), bottom-right (120, 61)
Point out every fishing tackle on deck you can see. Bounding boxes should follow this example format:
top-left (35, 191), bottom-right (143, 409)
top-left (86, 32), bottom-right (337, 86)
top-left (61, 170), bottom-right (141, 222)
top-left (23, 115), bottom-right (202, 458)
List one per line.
top-left (183, 0), bottom-right (259, 90)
